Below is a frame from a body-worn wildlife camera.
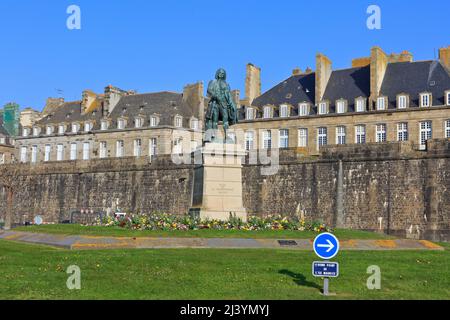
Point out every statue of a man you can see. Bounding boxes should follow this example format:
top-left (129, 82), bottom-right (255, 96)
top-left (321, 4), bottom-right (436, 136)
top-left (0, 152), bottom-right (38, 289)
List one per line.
top-left (205, 68), bottom-right (238, 142)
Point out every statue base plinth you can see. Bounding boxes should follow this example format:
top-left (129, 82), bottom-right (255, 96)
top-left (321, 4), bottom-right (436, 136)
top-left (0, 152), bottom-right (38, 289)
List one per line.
top-left (189, 143), bottom-right (247, 222)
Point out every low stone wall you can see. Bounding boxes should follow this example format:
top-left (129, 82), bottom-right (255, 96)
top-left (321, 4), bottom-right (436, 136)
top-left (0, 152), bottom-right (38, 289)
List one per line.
top-left (1, 140), bottom-right (449, 241)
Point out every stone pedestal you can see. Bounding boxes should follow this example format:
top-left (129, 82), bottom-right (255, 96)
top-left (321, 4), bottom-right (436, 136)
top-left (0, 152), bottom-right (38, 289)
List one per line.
top-left (189, 143), bottom-right (247, 222)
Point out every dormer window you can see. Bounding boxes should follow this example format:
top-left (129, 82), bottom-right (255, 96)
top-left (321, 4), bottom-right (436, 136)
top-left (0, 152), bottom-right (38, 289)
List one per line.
top-left (84, 122), bottom-right (92, 132)
top-left (397, 95), bottom-right (408, 109)
top-left (279, 104), bottom-right (289, 118)
top-left (150, 116), bottom-right (158, 127)
top-left (22, 128), bottom-right (30, 137)
top-left (298, 103), bottom-right (309, 116)
top-left (190, 118), bottom-right (199, 130)
top-left (117, 118), bottom-right (126, 130)
top-left (377, 97), bottom-right (387, 111)
top-left (336, 100), bottom-right (346, 114)
top-left (445, 90), bottom-right (450, 106)
top-left (263, 106), bottom-right (272, 119)
top-left (246, 107), bottom-right (255, 120)
top-left (135, 117), bottom-right (144, 128)
top-left (33, 126), bottom-right (40, 137)
top-left (318, 102), bottom-right (328, 115)
top-left (46, 125), bottom-right (54, 135)
top-left (174, 116), bottom-right (183, 128)
top-left (58, 124), bottom-right (65, 134)
top-left (71, 123), bottom-right (80, 133)
top-left (420, 93), bottom-right (432, 107)
top-left (355, 98), bottom-right (366, 112)
top-left (101, 120), bottom-right (109, 130)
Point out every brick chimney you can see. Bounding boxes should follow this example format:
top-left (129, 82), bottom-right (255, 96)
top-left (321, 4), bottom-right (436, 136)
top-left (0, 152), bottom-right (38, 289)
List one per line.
top-left (388, 50), bottom-right (413, 63)
top-left (81, 90), bottom-right (97, 114)
top-left (292, 67), bottom-right (303, 76)
top-left (245, 63), bottom-right (261, 105)
top-left (315, 53), bottom-right (332, 104)
top-left (183, 82), bottom-right (204, 124)
top-left (439, 46), bottom-right (450, 71)
top-left (369, 46), bottom-right (389, 109)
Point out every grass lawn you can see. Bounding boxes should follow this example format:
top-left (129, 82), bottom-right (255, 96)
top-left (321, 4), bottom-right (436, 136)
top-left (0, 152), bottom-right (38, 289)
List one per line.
top-left (0, 240), bottom-right (448, 300)
top-left (14, 224), bottom-right (393, 240)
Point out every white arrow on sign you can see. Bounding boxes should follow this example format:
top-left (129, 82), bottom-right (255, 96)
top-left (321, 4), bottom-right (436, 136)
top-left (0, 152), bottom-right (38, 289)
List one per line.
top-left (317, 239), bottom-right (335, 253)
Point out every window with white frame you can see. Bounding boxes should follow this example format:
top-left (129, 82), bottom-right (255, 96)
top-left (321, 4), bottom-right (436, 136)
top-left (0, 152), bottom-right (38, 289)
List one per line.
top-left (0, 137), bottom-right (5, 145)
top-left (377, 97), bottom-right (386, 110)
top-left (191, 140), bottom-right (198, 152)
top-left (46, 125), bottom-right (53, 135)
top-left (420, 93), bottom-right (432, 107)
top-left (446, 92), bottom-right (450, 106)
top-left (262, 130), bottom-right (272, 149)
top-left (397, 123), bottom-right (409, 142)
top-left (84, 122), bottom-right (92, 132)
top-left (0, 153), bottom-right (4, 165)
top-left (58, 124), bottom-right (65, 134)
top-left (246, 108), bottom-right (254, 120)
top-left (419, 121), bottom-right (432, 148)
top-left (33, 127), bottom-right (40, 136)
top-left (20, 146), bottom-right (27, 163)
top-left (101, 120), bottom-right (108, 130)
top-left (99, 141), bottom-right (107, 159)
top-left (318, 102), bottom-right (327, 115)
top-left (298, 128), bottom-right (308, 147)
top-left (245, 131), bottom-right (254, 151)
top-left (299, 103), bottom-right (309, 116)
top-left (23, 128), bottom-right (30, 137)
top-left (317, 127), bottom-right (328, 150)
top-left (280, 105), bottom-right (289, 118)
top-left (134, 139), bottom-right (142, 157)
top-left (31, 145), bottom-right (37, 163)
top-left (117, 119), bottom-right (125, 130)
top-left (191, 119), bottom-right (199, 130)
top-left (173, 138), bottom-right (183, 154)
top-left (71, 123), bottom-right (80, 133)
top-left (263, 106), bottom-right (272, 119)
top-left (356, 98), bottom-right (366, 112)
top-left (149, 138), bottom-right (157, 157)
top-left (82, 142), bottom-right (90, 160)
top-left (150, 116), bottom-right (158, 127)
top-left (135, 117), bottom-right (143, 128)
top-left (56, 144), bottom-right (64, 161)
top-left (398, 95), bottom-right (408, 109)
top-left (376, 124), bottom-right (387, 143)
top-left (175, 116), bottom-right (183, 128)
top-left (355, 125), bottom-right (366, 144)
top-left (44, 145), bottom-right (51, 162)
top-left (279, 129), bottom-right (289, 148)
top-left (116, 140), bottom-right (124, 157)
top-left (70, 143), bottom-right (77, 160)
top-left (336, 126), bottom-right (346, 145)
top-left (336, 101), bottom-right (345, 114)
top-left (445, 120), bottom-right (450, 138)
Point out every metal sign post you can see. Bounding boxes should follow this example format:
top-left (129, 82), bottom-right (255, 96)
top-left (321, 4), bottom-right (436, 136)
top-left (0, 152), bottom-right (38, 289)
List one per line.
top-left (312, 233), bottom-right (340, 296)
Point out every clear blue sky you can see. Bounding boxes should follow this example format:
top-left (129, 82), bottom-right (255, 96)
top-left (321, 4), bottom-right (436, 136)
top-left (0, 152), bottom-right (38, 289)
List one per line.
top-left (0, 0), bottom-right (448, 110)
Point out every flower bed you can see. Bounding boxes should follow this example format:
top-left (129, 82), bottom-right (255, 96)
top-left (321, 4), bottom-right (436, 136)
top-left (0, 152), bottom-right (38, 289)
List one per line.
top-left (97, 213), bottom-right (332, 233)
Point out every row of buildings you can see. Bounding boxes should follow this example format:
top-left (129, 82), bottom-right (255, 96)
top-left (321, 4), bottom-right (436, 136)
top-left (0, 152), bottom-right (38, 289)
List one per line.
top-left (1, 45), bottom-right (450, 165)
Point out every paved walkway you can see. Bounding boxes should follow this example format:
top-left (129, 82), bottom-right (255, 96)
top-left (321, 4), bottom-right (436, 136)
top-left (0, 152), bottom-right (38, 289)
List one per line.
top-left (0, 231), bottom-right (444, 251)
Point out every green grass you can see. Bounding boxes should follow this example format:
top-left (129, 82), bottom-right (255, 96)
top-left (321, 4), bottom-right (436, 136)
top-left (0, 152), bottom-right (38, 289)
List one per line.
top-left (13, 224), bottom-right (393, 240)
top-left (0, 239), bottom-right (448, 300)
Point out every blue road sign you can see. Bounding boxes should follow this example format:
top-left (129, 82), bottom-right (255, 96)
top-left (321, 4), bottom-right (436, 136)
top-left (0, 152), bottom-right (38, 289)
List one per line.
top-left (312, 261), bottom-right (339, 278)
top-left (313, 232), bottom-right (340, 260)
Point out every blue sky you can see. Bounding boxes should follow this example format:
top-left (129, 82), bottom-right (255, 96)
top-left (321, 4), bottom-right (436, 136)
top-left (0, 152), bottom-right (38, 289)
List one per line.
top-left (0, 0), bottom-right (449, 110)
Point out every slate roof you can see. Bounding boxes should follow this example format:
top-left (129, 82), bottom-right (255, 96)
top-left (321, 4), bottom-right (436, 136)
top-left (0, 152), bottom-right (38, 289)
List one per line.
top-left (37, 101), bottom-right (84, 126)
top-left (380, 60), bottom-right (450, 108)
top-left (247, 60), bottom-right (450, 115)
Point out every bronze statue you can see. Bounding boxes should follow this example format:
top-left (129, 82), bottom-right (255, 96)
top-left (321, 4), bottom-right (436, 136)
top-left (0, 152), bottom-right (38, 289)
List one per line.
top-left (205, 68), bottom-right (238, 143)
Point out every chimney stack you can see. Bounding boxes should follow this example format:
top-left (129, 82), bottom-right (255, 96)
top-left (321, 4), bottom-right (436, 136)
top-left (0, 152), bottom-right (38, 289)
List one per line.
top-left (43, 97), bottom-right (65, 115)
top-left (104, 85), bottom-right (128, 115)
top-left (315, 53), bottom-right (332, 104)
top-left (183, 82), bottom-right (205, 124)
top-left (369, 46), bottom-right (389, 109)
top-left (245, 63), bottom-right (261, 105)
top-left (352, 57), bottom-right (371, 68)
top-left (439, 46), bottom-right (450, 71)
top-left (292, 68), bottom-right (303, 76)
